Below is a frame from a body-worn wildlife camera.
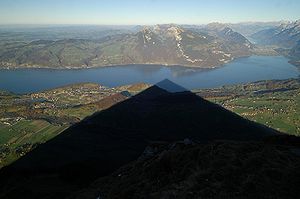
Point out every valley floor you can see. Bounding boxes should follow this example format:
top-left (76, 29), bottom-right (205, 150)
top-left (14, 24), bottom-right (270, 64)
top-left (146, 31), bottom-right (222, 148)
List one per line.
top-left (0, 79), bottom-right (299, 168)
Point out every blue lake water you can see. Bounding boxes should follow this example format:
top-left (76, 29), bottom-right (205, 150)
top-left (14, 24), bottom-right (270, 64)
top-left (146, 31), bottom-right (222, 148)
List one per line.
top-left (0, 56), bottom-right (299, 94)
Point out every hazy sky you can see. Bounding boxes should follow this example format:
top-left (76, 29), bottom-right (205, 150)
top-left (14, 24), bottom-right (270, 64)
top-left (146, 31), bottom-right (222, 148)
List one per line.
top-left (0, 0), bottom-right (299, 25)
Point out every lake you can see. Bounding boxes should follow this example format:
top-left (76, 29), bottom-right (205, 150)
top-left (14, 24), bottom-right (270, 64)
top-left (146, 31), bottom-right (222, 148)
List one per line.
top-left (0, 56), bottom-right (299, 94)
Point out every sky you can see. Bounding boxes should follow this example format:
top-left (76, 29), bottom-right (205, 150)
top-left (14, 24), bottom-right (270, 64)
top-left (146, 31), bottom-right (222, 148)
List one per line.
top-left (0, 0), bottom-right (299, 25)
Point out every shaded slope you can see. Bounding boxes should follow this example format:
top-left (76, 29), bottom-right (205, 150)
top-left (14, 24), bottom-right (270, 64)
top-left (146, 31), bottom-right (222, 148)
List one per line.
top-left (156, 79), bottom-right (188, 93)
top-left (0, 82), bottom-right (279, 199)
top-left (71, 140), bottom-right (300, 199)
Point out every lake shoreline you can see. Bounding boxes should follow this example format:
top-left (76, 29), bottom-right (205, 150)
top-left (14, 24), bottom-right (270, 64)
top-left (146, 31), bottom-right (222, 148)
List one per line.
top-left (2, 55), bottom-right (296, 71)
top-left (0, 56), bottom-right (298, 94)
top-left (0, 55), bottom-right (253, 71)
top-left (0, 62), bottom-right (222, 71)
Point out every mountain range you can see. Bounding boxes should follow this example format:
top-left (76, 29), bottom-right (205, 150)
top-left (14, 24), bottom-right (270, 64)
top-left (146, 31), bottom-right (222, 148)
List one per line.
top-left (2, 21), bottom-right (300, 69)
top-left (251, 20), bottom-right (300, 48)
top-left (1, 21), bottom-right (300, 69)
top-left (249, 20), bottom-right (300, 66)
top-left (0, 24), bottom-right (253, 69)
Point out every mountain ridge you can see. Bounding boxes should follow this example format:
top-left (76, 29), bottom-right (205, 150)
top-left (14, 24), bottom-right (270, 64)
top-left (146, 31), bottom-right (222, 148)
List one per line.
top-left (251, 20), bottom-right (300, 48)
top-left (0, 24), bottom-right (254, 69)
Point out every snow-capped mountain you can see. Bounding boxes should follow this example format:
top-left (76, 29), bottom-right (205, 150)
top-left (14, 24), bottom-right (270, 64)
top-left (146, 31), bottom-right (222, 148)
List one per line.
top-left (251, 20), bottom-right (300, 48)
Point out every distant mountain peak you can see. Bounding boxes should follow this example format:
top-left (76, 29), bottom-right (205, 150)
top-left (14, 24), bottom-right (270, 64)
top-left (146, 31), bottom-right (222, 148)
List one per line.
top-left (206, 22), bottom-right (227, 31)
top-left (155, 79), bottom-right (188, 93)
top-left (252, 19), bottom-right (300, 48)
top-left (142, 24), bottom-right (184, 37)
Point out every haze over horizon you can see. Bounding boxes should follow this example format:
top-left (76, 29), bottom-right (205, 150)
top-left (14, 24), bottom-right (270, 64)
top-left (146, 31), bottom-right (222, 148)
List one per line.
top-left (0, 0), bottom-right (300, 25)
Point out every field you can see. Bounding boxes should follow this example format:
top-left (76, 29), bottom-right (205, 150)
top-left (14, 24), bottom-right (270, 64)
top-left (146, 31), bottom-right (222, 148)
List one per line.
top-left (225, 94), bottom-right (299, 134)
top-left (0, 82), bottom-right (149, 168)
top-left (0, 120), bottom-right (67, 167)
top-left (195, 79), bottom-right (300, 136)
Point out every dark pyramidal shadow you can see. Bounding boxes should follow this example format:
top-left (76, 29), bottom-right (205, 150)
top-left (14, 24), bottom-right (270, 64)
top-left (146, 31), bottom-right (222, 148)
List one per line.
top-left (0, 79), bottom-right (280, 199)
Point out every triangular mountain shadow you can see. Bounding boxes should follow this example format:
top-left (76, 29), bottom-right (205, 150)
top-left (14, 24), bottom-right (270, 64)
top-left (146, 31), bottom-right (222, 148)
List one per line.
top-left (0, 80), bottom-right (280, 199)
top-left (156, 79), bottom-right (188, 93)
